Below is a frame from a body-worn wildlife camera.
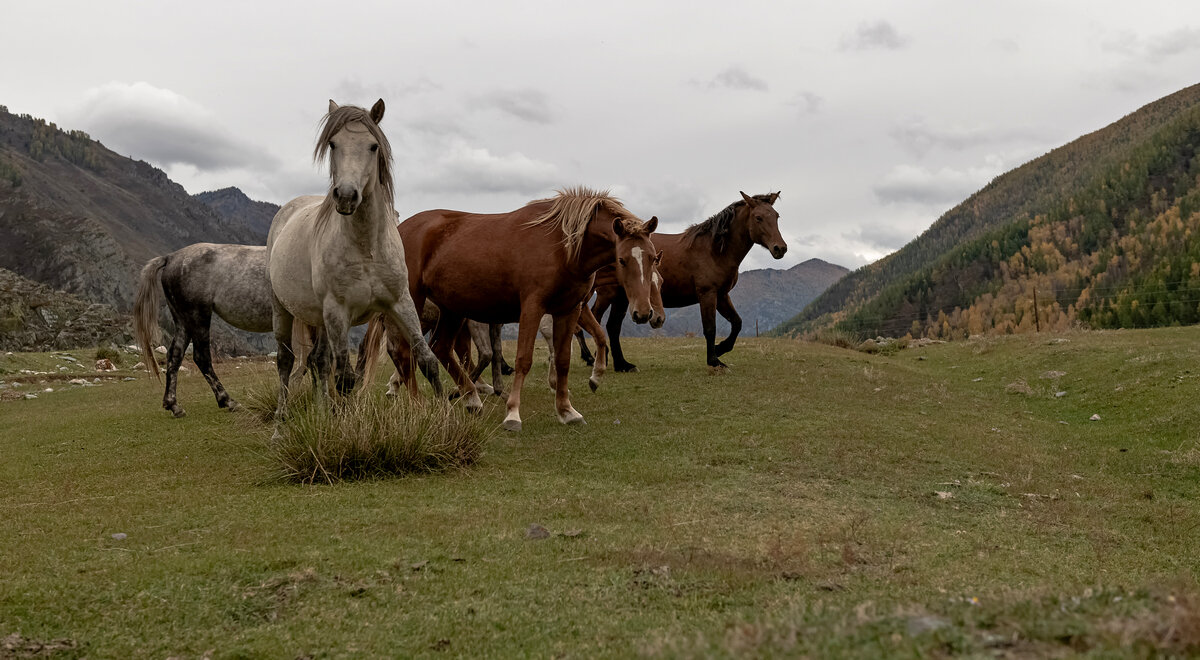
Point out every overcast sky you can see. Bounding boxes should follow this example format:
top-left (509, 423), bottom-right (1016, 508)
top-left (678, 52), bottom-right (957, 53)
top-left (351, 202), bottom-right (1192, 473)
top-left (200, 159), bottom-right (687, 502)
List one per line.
top-left (3, 1), bottom-right (1198, 270)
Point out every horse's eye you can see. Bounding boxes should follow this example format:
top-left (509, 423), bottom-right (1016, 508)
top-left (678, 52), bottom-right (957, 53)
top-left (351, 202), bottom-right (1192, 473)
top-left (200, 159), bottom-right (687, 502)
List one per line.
top-left (370, 144), bottom-right (379, 152)
top-left (618, 258), bottom-right (627, 266)
top-left (327, 141), bottom-right (335, 151)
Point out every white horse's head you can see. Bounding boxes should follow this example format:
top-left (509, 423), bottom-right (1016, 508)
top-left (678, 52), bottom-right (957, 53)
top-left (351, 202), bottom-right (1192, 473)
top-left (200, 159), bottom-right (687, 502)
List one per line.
top-left (315, 99), bottom-right (392, 216)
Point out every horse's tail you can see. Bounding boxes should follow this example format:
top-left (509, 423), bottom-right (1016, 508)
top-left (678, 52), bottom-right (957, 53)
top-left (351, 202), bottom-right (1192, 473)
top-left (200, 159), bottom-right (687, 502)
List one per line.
top-left (133, 256), bottom-right (168, 381)
top-left (359, 315), bottom-right (387, 390)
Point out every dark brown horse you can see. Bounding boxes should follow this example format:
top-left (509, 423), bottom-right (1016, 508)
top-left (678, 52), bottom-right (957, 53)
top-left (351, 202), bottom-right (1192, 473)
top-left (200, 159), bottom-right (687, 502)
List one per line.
top-left (591, 191), bottom-right (784, 369)
top-left (377, 187), bottom-right (661, 431)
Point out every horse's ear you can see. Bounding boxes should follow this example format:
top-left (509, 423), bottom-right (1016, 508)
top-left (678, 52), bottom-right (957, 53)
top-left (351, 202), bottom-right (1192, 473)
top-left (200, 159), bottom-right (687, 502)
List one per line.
top-left (654, 249), bottom-right (663, 264)
top-left (645, 215), bottom-right (658, 233)
top-left (370, 99), bottom-right (385, 124)
top-left (328, 99), bottom-right (339, 114)
top-left (739, 191), bottom-right (755, 206)
top-left (768, 191), bottom-right (781, 204)
top-left (612, 217), bottom-right (627, 237)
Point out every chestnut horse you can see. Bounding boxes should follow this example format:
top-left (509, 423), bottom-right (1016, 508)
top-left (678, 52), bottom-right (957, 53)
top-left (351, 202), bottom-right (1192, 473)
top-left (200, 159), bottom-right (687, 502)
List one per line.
top-left (591, 191), bottom-right (784, 369)
top-left (381, 187), bottom-right (661, 431)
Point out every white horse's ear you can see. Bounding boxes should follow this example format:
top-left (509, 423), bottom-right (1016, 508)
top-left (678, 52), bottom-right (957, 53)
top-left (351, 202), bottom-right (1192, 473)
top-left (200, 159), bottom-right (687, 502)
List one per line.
top-left (328, 99), bottom-right (339, 114)
top-left (739, 191), bottom-right (755, 206)
top-left (370, 99), bottom-right (385, 124)
top-left (645, 215), bottom-right (658, 233)
top-left (612, 217), bottom-right (626, 237)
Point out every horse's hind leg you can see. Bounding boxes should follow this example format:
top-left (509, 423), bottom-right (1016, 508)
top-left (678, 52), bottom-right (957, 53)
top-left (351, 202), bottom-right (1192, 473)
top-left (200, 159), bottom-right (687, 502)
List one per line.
top-left (605, 292), bottom-right (636, 373)
top-left (429, 313), bottom-right (481, 412)
top-left (575, 330), bottom-right (594, 366)
top-left (465, 321), bottom-right (495, 395)
top-left (488, 323), bottom-right (505, 397)
top-left (385, 298), bottom-right (445, 400)
top-left (272, 299), bottom-right (296, 422)
top-left (191, 325), bottom-right (237, 411)
top-left (503, 308), bottom-right (543, 431)
top-left (714, 291), bottom-right (741, 358)
top-left (162, 327), bottom-right (190, 418)
top-left (577, 305), bottom-right (608, 392)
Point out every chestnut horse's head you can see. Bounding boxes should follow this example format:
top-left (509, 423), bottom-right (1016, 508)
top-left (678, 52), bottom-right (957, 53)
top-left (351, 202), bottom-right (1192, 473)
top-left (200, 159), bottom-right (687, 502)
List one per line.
top-left (612, 215), bottom-right (662, 325)
top-left (740, 191), bottom-right (786, 259)
top-left (314, 99), bottom-right (392, 216)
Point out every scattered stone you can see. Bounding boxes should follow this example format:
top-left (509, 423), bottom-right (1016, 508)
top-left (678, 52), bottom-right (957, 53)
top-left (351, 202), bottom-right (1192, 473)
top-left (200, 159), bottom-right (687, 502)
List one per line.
top-left (1040, 370), bottom-right (1067, 379)
top-left (971, 377), bottom-right (983, 382)
top-left (1005, 380), bottom-right (1033, 395)
top-left (179, 365), bottom-right (190, 373)
top-left (68, 378), bottom-right (87, 386)
top-left (561, 529), bottom-right (584, 538)
top-left (858, 339), bottom-right (877, 351)
top-left (409, 560), bottom-right (428, 571)
top-left (935, 491), bottom-right (954, 499)
top-left (1, 633), bottom-right (78, 657)
top-left (58, 366), bottom-right (67, 371)
top-left (1055, 391), bottom-right (1067, 398)
top-left (525, 523), bottom-right (551, 540)
top-left (126, 344), bottom-right (140, 353)
top-left (131, 361), bottom-right (146, 371)
top-left (155, 346), bottom-right (167, 355)
top-left (111, 532), bottom-right (127, 541)
top-left (613, 418), bottom-right (621, 425)
top-left (917, 355), bottom-right (927, 360)
top-left (55, 355), bottom-right (78, 363)
top-left (24, 393), bottom-right (37, 399)
top-left (1089, 414), bottom-right (1101, 421)
top-left (95, 358), bottom-right (117, 371)
top-left (43, 388), bottom-right (52, 393)
top-left (4, 351), bottom-right (11, 356)
top-left (123, 377), bottom-right (136, 381)
top-left (905, 615), bottom-right (949, 636)
top-left (93, 378), bottom-right (100, 383)
top-left (267, 351), bottom-right (278, 358)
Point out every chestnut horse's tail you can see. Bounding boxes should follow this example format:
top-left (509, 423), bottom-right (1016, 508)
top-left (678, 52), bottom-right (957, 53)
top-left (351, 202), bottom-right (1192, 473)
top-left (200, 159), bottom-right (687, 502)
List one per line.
top-left (359, 314), bottom-right (388, 390)
top-left (133, 256), bottom-right (168, 381)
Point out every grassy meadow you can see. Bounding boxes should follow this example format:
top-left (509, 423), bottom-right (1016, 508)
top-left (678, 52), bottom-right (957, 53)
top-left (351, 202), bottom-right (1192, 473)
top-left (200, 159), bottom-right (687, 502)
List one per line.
top-left (1, 330), bottom-right (1199, 658)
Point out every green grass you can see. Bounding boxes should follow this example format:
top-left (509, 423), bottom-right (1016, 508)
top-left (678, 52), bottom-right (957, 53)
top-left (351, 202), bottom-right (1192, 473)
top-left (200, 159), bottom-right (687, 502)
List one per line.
top-left (2, 330), bottom-right (1199, 658)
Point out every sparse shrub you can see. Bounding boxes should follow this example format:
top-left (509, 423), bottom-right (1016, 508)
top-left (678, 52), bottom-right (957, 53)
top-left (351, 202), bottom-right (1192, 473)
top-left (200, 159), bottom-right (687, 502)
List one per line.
top-left (804, 328), bottom-right (859, 350)
top-left (94, 345), bottom-right (122, 365)
top-left (241, 380), bottom-right (492, 484)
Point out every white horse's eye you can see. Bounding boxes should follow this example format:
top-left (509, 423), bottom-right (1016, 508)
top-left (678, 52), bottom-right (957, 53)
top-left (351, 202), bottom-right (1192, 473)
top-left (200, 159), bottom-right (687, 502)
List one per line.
top-left (369, 144), bottom-right (379, 152)
top-left (327, 141), bottom-right (335, 151)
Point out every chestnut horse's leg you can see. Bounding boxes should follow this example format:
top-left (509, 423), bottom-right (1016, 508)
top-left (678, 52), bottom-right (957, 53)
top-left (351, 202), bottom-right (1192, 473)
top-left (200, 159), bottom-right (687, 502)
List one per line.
top-left (539, 314), bottom-right (557, 392)
top-left (488, 323), bottom-right (505, 397)
top-left (698, 289), bottom-right (727, 368)
top-left (714, 291), bottom-right (742, 358)
top-left (576, 304), bottom-right (607, 392)
top-left (428, 312), bottom-right (481, 412)
top-left (503, 307), bottom-right (543, 431)
top-left (603, 290), bottom-right (636, 373)
top-left (380, 315), bottom-right (417, 400)
top-left (551, 312), bottom-right (585, 425)
top-left (465, 321), bottom-right (495, 395)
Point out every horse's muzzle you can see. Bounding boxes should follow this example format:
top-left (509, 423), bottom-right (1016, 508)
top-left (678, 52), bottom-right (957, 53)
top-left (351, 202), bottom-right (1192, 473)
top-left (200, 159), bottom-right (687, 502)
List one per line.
top-left (771, 244), bottom-right (788, 259)
top-left (333, 186), bottom-right (360, 215)
top-left (650, 312), bottom-right (665, 329)
top-left (630, 309), bottom-right (652, 324)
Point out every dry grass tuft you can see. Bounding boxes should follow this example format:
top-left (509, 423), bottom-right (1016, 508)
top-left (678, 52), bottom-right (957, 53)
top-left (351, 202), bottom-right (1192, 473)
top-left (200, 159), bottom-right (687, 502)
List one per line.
top-left (805, 328), bottom-right (859, 350)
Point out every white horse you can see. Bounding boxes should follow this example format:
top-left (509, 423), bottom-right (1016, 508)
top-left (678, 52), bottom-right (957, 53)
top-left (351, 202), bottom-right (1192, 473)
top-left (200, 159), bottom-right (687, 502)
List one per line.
top-left (266, 99), bottom-right (441, 417)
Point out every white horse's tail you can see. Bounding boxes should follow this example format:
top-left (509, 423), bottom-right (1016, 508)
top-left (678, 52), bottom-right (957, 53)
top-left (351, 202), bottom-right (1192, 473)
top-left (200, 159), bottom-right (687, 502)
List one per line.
top-left (133, 256), bottom-right (168, 381)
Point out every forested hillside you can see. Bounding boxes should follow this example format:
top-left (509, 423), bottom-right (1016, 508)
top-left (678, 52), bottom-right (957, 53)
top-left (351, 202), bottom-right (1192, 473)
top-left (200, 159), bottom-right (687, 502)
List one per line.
top-left (775, 83), bottom-right (1200, 339)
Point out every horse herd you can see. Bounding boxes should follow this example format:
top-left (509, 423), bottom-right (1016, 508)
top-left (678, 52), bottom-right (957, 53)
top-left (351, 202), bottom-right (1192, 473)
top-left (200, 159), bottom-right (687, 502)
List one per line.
top-left (133, 99), bottom-right (787, 431)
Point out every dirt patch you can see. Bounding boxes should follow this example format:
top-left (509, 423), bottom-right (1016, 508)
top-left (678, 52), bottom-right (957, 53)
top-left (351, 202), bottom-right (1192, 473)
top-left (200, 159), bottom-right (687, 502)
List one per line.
top-left (1, 633), bottom-right (79, 659)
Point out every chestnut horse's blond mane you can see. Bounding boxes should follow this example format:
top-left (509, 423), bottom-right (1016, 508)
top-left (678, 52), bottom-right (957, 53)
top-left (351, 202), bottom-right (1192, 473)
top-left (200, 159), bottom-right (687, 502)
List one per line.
top-left (527, 186), bottom-right (640, 262)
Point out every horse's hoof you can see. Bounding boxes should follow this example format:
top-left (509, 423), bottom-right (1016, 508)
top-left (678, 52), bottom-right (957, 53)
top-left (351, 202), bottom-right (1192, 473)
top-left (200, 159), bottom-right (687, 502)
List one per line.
top-left (614, 364), bottom-right (638, 373)
top-left (225, 401), bottom-right (241, 412)
top-left (588, 377), bottom-right (600, 392)
top-left (475, 382), bottom-right (495, 395)
top-left (465, 397), bottom-right (484, 415)
top-left (502, 418), bottom-right (522, 432)
top-left (557, 408), bottom-right (585, 425)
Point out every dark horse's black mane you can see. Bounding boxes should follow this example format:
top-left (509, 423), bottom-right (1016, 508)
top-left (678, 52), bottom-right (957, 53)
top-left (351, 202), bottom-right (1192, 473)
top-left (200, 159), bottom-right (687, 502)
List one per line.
top-left (682, 193), bottom-right (777, 253)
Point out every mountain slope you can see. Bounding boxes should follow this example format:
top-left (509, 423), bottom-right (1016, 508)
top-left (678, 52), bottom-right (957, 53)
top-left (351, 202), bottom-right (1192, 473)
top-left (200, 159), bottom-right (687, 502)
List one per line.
top-left (776, 83), bottom-right (1200, 337)
top-left (193, 187), bottom-right (278, 242)
top-left (0, 106), bottom-right (264, 311)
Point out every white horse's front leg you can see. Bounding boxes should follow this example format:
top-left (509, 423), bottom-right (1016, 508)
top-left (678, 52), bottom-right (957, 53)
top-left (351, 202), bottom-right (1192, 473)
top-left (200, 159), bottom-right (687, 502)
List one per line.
top-left (322, 300), bottom-right (354, 398)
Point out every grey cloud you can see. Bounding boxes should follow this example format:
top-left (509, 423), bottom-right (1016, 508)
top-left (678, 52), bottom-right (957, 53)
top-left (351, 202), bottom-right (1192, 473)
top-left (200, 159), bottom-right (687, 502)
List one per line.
top-left (407, 138), bottom-right (559, 195)
top-left (890, 117), bottom-right (1042, 157)
top-left (844, 222), bottom-right (918, 253)
top-left (614, 181), bottom-right (708, 231)
top-left (873, 162), bottom-right (1001, 206)
top-left (475, 89), bottom-right (555, 124)
top-left (68, 82), bottom-right (277, 171)
top-left (333, 77), bottom-right (442, 104)
top-left (788, 91), bottom-right (824, 115)
top-left (1100, 27), bottom-right (1200, 62)
top-left (708, 66), bottom-right (769, 92)
top-left (840, 20), bottom-right (909, 51)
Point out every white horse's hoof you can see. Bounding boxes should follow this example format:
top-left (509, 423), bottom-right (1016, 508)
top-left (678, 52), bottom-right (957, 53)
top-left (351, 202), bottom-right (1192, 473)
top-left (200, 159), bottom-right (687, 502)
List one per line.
top-left (502, 418), bottom-right (522, 432)
top-left (475, 382), bottom-right (495, 395)
top-left (464, 392), bottom-right (484, 414)
top-left (588, 377), bottom-right (600, 392)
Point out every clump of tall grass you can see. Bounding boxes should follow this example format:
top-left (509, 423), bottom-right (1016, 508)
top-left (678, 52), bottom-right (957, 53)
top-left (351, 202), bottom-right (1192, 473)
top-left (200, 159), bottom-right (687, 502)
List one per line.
top-left (803, 327), bottom-right (859, 350)
top-left (240, 379), bottom-right (492, 484)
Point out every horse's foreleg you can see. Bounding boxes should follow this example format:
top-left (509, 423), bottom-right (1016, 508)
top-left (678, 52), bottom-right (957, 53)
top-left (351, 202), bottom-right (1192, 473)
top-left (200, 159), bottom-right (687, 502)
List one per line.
top-left (606, 292), bottom-right (635, 372)
top-left (271, 300), bottom-right (296, 423)
top-left (551, 312), bottom-right (584, 425)
top-left (380, 317), bottom-right (416, 400)
top-left (488, 323), bottom-right (505, 397)
top-left (698, 289), bottom-right (726, 368)
top-left (321, 303), bottom-right (353, 398)
top-left (386, 298), bottom-right (444, 400)
top-left (429, 313), bottom-right (481, 412)
top-left (714, 291), bottom-right (741, 358)
top-left (466, 321), bottom-right (495, 395)
top-left (577, 304), bottom-right (607, 392)
top-left (163, 326), bottom-right (189, 418)
top-left (539, 314), bottom-right (556, 392)
top-left (503, 309), bottom-right (542, 431)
